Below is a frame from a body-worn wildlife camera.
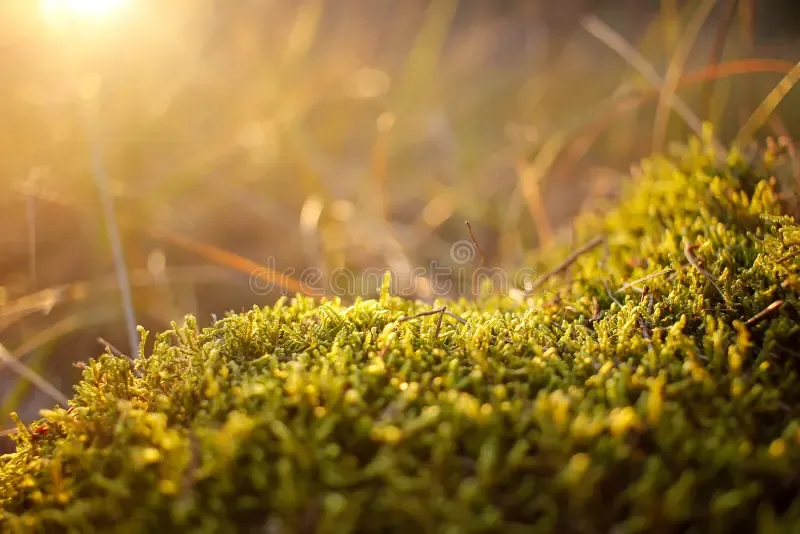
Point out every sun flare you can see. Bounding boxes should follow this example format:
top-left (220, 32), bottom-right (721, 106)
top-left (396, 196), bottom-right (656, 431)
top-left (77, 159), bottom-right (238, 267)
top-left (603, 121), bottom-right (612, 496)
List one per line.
top-left (40, 0), bottom-right (127, 20)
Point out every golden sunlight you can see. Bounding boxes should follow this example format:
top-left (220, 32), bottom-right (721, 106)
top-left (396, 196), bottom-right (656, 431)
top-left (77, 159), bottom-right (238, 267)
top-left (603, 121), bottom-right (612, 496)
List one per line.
top-left (40, 0), bottom-right (127, 20)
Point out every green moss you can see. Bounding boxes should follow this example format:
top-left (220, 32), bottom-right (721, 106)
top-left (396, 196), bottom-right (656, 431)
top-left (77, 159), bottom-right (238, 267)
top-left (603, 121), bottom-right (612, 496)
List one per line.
top-left (3, 135), bottom-right (800, 533)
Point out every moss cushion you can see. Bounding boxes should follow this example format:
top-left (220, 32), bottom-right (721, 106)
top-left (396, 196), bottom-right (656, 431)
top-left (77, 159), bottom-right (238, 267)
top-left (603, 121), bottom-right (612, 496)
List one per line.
top-left (3, 136), bottom-right (800, 533)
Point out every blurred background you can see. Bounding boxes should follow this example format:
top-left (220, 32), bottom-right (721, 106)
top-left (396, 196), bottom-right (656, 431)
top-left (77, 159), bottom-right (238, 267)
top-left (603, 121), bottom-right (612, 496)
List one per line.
top-left (1, 0), bottom-right (799, 446)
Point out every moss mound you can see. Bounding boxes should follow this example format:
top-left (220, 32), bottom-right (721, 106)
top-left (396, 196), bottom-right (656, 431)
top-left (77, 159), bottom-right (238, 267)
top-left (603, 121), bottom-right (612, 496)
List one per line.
top-left (3, 137), bottom-right (800, 533)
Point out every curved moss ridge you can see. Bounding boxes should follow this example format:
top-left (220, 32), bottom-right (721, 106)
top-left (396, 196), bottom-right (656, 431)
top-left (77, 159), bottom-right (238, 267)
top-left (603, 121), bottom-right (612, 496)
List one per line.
top-left (2, 137), bottom-right (800, 533)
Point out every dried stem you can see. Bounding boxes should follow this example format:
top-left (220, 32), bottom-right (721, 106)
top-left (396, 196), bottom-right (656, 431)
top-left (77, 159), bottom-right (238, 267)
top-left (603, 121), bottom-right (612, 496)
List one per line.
top-left (465, 221), bottom-right (487, 299)
top-left (603, 279), bottom-right (623, 307)
top-left (97, 337), bottom-right (132, 362)
top-left (525, 235), bottom-right (605, 295)
top-left (465, 221), bottom-right (486, 267)
top-left (736, 60), bottom-right (800, 145)
top-left (745, 300), bottom-right (784, 326)
top-left (618, 268), bottom-right (675, 292)
top-left (653, 0), bottom-right (718, 153)
top-left (700, 0), bottom-right (738, 120)
top-left (398, 307), bottom-right (448, 323)
top-left (683, 243), bottom-right (728, 304)
top-left (0, 342), bottom-right (68, 407)
top-left (398, 307), bottom-right (465, 337)
top-left (444, 311), bottom-right (468, 324)
top-left (581, 15), bottom-right (725, 157)
top-left (778, 250), bottom-right (800, 264)
top-left (637, 313), bottom-right (655, 352)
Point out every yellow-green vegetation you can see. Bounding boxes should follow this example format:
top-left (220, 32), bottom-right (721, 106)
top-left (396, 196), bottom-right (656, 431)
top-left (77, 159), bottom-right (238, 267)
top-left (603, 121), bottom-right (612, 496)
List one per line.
top-left (2, 134), bottom-right (800, 533)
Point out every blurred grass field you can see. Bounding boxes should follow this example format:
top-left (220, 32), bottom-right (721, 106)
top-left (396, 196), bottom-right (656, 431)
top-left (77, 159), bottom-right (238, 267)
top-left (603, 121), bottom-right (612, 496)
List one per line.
top-left (1, 0), bottom-right (799, 448)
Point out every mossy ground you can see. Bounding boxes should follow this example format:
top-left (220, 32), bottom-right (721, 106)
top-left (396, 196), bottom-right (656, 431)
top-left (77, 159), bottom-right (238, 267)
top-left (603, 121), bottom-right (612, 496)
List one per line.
top-left (2, 135), bottom-right (800, 533)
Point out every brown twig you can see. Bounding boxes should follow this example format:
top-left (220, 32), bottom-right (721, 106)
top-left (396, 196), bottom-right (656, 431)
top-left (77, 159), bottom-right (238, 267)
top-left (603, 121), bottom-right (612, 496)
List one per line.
top-left (516, 155), bottom-right (556, 249)
top-left (683, 243), bottom-right (728, 303)
top-left (465, 221), bottom-right (486, 266)
top-left (777, 241), bottom-right (800, 264)
top-left (618, 268), bottom-right (675, 292)
top-left (398, 307), bottom-right (448, 323)
top-left (744, 300), bottom-right (784, 326)
top-left (603, 279), bottom-right (623, 307)
top-left (778, 250), bottom-right (800, 264)
top-left (397, 307), bottom-right (466, 337)
top-left (636, 313), bottom-right (654, 352)
top-left (666, 264), bottom-right (692, 282)
top-left (590, 296), bottom-right (601, 322)
top-left (97, 337), bottom-right (133, 363)
top-left (444, 310), bottom-right (467, 324)
top-left (377, 306), bottom-right (464, 358)
top-left (435, 309), bottom-right (445, 338)
top-left (525, 235), bottom-right (605, 295)
top-left (465, 221), bottom-right (487, 299)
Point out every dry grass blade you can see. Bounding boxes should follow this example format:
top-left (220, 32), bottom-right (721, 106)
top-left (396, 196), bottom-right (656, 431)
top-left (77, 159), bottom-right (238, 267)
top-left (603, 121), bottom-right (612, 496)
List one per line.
top-left (525, 235), bottom-right (605, 295)
top-left (1, 265), bottom-right (243, 335)
top-left (282, 0), bottom-right (325, 62)
top-left (83, 103), bottom-right (139, 361)
top-left (371, 126), bottom-right (390, 221)
top-left (397, 306), bottom-right (465, 338)
top-left (683, 243), bottom-right (728, 303)
top-left (780, 137), bottom-right (800, 201)
top-left (603, 278), bottom-right (623, 307)
top-left (581, 15), bottom-right (725, 157)
top-left (553, 58), bottom-right (798, 190)
top-left (618, 268), bottom-right (675, 292)
top-left (465, 221), bottom-right (486, 266)
top-left (659, 0), bottom-right (680, 52)
top-left (637, 312), bottom-right (655, 352)
top-left (0, 307), bottom-right (121, 432)
top-left (653, 0), bottom-right (718, 153)
top-left (398, 307), bottom-right (447, 323)
top-left (737, 0), bottom-right (756, 124)
top-left (97, 337), bottom-right (132, 362)
top-left (444, 310), bottom-right (467, 324)
top-left (434, 309), bottom-right (445, 338)
top-left (0, 341), bottom-right (68, 407)
top-left (26, 181), bottom-right (37, 289)
top-left (399, 0), bottom-right (458, 103)
top-left (736, 60), bottom-right (800, 145)
top-left (745, 300), bottom-right (784, 326)
top-left (7, 177), bottom-right (316, 300)
top-left (700, 0), bottom-right (737, 119)
top-left (148, 229), bottom-right (314, 297)
top-left (778, 249), bottom-right (800, 264)
top-left (465, 221), bottom-right (487, 300)
top-left (12, 308), bottom-right (120, 364)
top-left (515, 133), bottom-right (566, 249)
top-left (0, 287), bottom-right (67, 332)
top-left (680, 59), bottom-right (799, 85)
